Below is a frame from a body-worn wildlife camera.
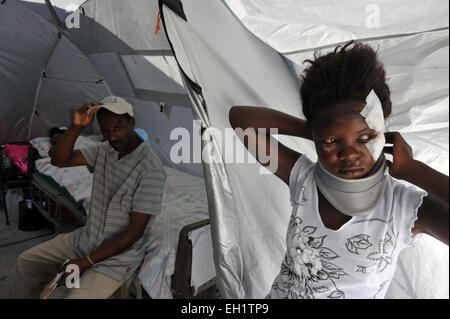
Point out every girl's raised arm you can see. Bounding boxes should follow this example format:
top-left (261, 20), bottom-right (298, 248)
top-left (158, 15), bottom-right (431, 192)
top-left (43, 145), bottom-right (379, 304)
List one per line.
top-left (229, 106), bottom-right (311, 185)
top-left (383, 132), bottom-right (449, 245)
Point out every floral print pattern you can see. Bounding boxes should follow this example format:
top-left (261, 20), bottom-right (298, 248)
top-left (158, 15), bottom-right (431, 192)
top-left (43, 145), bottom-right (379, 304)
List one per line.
top-left (356, 222), bottom-right (399, 274)
top-left (268, 177), bottom-right (402, 299)
top-left (269, 216), bottom-right (348, 299)
top-left (346, 234), bottom-right (373, 255)
top-left (268, 211), bottom-right (401, 299)
top-left (268, 156), bottom-right (424, 299)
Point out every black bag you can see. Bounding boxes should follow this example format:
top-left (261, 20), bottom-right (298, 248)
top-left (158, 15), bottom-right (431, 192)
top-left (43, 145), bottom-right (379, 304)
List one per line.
top-left (18, 200), bottom-right (49, 231)
top-left (2, 166), bottom-right (22, 181)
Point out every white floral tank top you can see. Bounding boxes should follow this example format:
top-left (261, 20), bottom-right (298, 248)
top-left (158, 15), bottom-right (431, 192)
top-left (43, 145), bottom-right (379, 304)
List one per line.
top-left (267, 155), bottom-right (426, 299)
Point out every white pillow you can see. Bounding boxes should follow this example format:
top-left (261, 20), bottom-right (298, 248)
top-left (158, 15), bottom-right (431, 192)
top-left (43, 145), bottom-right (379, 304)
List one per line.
top-left (30, 137), bottom-right (52, 158)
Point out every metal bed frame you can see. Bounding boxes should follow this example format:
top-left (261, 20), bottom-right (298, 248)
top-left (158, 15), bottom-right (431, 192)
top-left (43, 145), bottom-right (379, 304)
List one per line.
top-left (30, 173), bottom-right (85, 233)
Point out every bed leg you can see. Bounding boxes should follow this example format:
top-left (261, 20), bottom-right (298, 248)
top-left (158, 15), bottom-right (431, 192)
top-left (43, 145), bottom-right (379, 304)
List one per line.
top-left (119, 282), bottom-right (129, 299)
top-left (1, 180), bottom-right (10, 225)
top-left (133, 277), bottom-right (142, 299)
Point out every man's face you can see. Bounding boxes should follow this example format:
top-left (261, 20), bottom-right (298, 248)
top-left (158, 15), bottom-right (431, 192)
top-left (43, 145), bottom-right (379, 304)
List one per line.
top-left (310, 100), bottom-right (378, 179)
top-left (97, 110), bottom-right (135, 154)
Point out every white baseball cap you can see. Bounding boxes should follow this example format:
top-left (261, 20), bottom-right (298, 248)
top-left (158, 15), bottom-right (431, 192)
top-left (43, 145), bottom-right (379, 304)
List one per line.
top-left (88, 96), bottom-right (134, 117)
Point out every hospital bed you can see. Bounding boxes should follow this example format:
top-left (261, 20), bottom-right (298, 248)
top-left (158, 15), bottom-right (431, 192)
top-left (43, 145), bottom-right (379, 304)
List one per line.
top-left (25, 135), bottom-right (217, 299)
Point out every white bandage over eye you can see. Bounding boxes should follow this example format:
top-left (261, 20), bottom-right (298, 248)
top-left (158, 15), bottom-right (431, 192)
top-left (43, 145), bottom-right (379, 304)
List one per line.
top-left (360, 90), bottom-right (386, 161)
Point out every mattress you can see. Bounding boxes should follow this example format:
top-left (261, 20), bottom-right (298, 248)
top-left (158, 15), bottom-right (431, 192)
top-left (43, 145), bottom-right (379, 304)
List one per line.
top-left (35, 158), bottom-right (92, 212)
top-left (138, 166), bottom-right (214, 298)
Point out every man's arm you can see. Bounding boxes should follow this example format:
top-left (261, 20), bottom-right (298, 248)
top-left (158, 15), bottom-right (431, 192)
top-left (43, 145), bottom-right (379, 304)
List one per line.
top-left (88, 212), bottom-right (151, 264)
top-left (60, 212), bottom-right (151, 278)
top-left (75, 169), bottom-right (166, 272)
top-left (50, 125), bottom-right (86, 167)
top-left (229, 106), bottom-right (312, 185)
top-left (384, 132), bottom-right (449, 245)
top-left (50, 103), bottom-right (100, 167)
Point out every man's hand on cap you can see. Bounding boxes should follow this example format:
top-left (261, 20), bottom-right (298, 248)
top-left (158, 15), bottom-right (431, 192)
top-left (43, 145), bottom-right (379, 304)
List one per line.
top-left (73, 102), bottom-right (102, 128)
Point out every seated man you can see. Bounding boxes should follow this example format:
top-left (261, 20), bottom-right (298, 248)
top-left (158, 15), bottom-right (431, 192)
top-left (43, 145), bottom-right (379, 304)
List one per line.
top-left (9, 96), bottom-right (167, 299)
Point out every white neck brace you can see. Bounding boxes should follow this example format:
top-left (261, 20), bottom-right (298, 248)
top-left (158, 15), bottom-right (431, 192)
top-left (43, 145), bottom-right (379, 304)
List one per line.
top-left (314, 156), bottom-right (388, 217)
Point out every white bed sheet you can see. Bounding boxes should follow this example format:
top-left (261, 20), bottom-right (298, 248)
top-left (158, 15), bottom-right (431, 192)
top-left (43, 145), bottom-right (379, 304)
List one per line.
top-left (33, 135), bottom-right (101, 212)
top-left (138, 167), bottom-right (212, 298)
top-left (189, 224), bottom-right (216, 295)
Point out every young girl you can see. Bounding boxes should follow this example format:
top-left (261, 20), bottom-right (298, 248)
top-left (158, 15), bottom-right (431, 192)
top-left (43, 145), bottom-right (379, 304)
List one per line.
top-left (229, 42), bottom-right (448, 299)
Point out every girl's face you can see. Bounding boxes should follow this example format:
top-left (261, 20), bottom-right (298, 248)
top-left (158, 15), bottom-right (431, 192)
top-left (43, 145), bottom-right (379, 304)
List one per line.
top-left (310, 100), bottom-right (379, 179)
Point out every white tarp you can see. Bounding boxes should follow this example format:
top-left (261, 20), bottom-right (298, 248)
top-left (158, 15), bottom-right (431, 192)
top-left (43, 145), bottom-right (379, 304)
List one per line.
top-left (225, 0), bottom-right (449, 53)
top-left (161, 0), bottom-right (449, 298)
top-left (67, 0), bottom-right (203, 177)
top-left (69, 0), bottom-right (170, 54)
top-left (18, 0), bottom-right (85, 22)
top-left (3, 0), bottom-right (448, 299)
top-left (4, 0), bottom-right (204, 177)
top-left (0, 0), bottom-right (108, 140)
top-left (225, 0), bottom-right (450, 299)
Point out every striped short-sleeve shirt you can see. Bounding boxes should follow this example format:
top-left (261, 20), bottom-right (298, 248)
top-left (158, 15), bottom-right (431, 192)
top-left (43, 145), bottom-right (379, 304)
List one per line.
top-left (68, 141), bottom-right (167, 282)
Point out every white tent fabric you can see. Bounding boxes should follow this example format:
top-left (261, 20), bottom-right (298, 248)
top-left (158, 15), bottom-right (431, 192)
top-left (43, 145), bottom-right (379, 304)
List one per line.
top-left (69, 0), bottom-right (171, 54)
top-left (225, 0), bottom-right (449, 53)
top-left (0, 0), bottom-right (108, 140)
top-left (229, 1), bottom-right (450, 299)
top-left (2, 0), bottom-right (448, 299)
top-left (160, 0), bottom-right (449, 298)
top-left (18, 0), bottom-right (85, 22)
top-left (3, 0), bottom-right (203, 177)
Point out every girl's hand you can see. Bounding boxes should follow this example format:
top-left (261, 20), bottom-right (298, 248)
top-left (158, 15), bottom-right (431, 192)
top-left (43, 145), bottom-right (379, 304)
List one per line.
top-left (383, 131), bottom-right (415, 180)
top-left (73, 103), bottom-right (102, 128)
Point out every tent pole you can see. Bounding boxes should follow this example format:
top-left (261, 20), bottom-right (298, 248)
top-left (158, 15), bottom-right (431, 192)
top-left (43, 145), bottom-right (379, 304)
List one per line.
top-left (44, 0), bottom-right (66, 30)
top-left (27, 73), bottom-right (45, 139)
top-left (27, 33), bottom-right (62, 139)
